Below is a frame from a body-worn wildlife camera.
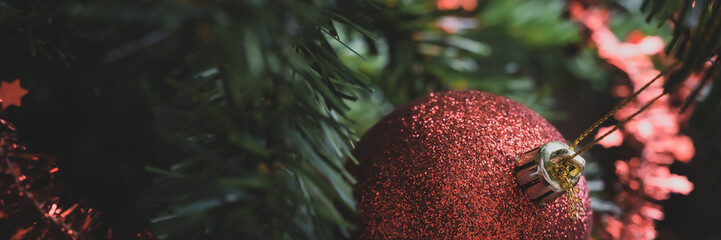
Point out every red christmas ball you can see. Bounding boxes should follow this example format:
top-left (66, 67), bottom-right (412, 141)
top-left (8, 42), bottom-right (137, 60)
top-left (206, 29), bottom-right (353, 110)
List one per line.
top-left (352, 90), bottom-right (590, 239)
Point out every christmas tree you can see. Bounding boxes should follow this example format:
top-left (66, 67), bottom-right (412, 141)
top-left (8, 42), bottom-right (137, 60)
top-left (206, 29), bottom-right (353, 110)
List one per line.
top-left (0, 0), bottom-right (719, 239)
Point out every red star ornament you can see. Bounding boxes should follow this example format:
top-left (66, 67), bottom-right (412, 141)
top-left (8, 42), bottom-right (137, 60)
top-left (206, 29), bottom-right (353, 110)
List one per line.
top-left (0, 78), bottom-right (28, 110)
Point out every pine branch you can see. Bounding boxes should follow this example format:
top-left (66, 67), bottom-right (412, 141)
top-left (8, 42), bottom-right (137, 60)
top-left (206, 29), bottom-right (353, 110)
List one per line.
top-left (640, 0), bottom-right (721, 98)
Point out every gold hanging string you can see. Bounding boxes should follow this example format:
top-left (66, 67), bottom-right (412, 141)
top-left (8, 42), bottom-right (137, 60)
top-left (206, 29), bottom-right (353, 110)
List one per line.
top-left (553, 72), bottom-right (668, 219)
top-left (569, 92), bottom-right (665, 159)
top-left (568, 71), bottom-right (665, 150)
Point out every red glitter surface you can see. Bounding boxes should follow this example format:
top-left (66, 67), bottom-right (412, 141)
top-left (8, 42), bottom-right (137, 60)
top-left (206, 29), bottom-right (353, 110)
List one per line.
top-left (352, 90), bottom-right (590, 239)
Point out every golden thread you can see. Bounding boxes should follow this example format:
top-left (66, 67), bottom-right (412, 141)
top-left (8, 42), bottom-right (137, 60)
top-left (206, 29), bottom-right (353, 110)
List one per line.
top-left (568, 72), bottom-right (665, 149)
top-left (555, 92), bottom-right (665, 218)
top-left (549, 158), bottom-right (584, 218)
top-left (554, 71), bottom-right (668, 218)
top-left (569, 92), bottom-right (665, 159)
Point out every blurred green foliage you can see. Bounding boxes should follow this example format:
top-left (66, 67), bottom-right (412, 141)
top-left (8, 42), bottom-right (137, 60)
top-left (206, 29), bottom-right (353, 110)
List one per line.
top-left (340, 0), bottom-right (613, 128)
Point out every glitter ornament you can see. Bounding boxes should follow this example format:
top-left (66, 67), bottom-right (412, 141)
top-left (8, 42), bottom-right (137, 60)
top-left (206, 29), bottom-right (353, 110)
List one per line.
top-left (351, 90), bottom-right (590, 239)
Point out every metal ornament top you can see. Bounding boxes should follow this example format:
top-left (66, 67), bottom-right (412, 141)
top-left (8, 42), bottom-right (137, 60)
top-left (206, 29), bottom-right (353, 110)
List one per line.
top-left (514, 141), bottom-right (586, 204)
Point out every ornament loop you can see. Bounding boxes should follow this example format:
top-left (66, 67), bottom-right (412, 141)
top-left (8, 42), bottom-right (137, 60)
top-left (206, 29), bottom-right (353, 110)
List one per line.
top-left (514, 141), bottom-right (585, 204)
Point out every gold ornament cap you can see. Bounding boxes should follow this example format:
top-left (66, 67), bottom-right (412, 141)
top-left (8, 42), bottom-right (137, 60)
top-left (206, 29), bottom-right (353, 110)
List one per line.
top-left (514, 141), bottom-right (586, 204)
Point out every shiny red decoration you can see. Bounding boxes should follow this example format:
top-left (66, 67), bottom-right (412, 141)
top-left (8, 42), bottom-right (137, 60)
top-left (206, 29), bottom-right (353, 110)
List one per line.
top-left (352, 90), bottom-right (590, 239)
